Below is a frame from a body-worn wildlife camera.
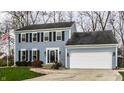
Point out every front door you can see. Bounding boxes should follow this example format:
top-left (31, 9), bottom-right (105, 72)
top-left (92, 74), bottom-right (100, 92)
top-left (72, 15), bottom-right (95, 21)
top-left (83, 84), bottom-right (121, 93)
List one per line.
top-left (47, 49), bottom-right (59, 63)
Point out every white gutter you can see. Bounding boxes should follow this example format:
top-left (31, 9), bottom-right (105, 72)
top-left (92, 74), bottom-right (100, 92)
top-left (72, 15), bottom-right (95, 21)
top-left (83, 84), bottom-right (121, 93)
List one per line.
top-left (65, 44), bottom-right (118, 48)
top-left (15, 27), bottom-right (71, 33)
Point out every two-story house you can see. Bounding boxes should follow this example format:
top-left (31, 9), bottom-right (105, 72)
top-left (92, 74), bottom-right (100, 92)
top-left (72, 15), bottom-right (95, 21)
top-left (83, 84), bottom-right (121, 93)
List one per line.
top-left (15, 22), bottom-right (76, 66)
top-left (15, 22), bottom-right (118, 69)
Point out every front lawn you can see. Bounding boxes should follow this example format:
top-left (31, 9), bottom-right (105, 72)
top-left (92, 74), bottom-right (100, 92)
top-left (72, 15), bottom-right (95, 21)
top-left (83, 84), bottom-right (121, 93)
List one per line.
top-left (119, 72), bottom-right (124, 81)
top-left (0, 67), bottom-right (45, 81)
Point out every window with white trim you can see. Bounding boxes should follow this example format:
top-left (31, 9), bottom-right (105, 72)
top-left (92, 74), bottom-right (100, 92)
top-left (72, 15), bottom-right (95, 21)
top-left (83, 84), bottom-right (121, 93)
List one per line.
top-left (21, 34), bottom-right (26, 42)
top-left (57, 32), bottom-right (62, 40)
top-left (44, 32), bottom-right (49, 41)
top-left (32, 50), bottom-right (38, 61)
top-left (21, 50), bottom-right (26, 61)
top-left (32, 33), bottom-right (37, 41)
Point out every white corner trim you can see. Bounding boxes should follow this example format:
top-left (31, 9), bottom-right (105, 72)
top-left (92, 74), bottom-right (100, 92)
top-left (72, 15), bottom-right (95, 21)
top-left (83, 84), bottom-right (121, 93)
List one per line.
top-left (69, 30), bottom-right (71, 38)
top-left (65, 48), bottom-right (67, 68)
top-left (116, 47), bottom-right (118, 67)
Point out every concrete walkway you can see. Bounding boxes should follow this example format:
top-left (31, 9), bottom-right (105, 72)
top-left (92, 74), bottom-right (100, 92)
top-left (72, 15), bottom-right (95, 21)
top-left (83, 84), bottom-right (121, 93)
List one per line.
top-left (26, 68), bottom-right (122, 81)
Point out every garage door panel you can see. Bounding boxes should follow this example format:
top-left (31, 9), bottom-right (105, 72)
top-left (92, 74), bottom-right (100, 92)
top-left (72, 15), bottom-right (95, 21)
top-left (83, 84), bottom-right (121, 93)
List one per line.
top-left (70, 52), bottom-right (112, 69)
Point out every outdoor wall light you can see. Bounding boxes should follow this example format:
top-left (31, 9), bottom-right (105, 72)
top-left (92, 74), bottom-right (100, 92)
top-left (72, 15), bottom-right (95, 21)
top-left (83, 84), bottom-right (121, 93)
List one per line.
top-left (113, 52), bottom-right (115, 56)
top-left (67, 53), bottom-right (69, 57)
top-left (59, 51), bottom-right (61, 54)
top-left (44, 51), bottom-right (46, 55)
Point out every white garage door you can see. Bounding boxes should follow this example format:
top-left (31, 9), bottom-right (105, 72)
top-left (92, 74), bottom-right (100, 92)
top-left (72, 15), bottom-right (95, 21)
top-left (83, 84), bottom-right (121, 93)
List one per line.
top-left (70, 52), bottom-right (112, 69)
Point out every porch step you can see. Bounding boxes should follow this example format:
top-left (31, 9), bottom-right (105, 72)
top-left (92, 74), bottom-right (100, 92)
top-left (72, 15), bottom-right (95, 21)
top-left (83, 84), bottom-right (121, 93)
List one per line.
top-left (42, 64), bottom-right (54, 69)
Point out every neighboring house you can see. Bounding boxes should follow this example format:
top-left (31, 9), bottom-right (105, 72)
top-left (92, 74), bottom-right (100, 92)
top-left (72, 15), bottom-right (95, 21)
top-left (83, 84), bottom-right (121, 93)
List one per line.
top-left (15, 22), bottom-right (118, 69)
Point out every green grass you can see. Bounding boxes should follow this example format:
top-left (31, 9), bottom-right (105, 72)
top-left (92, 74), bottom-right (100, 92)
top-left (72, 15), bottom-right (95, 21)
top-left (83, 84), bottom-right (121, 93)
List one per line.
top-left (119, 72), bottom-right (124, 81)
top-left (0, 67), bottom-right (45, 81)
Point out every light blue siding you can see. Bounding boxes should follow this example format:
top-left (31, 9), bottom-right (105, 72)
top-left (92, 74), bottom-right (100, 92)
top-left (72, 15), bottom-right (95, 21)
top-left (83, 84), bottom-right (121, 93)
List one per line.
top-left (66, 47), bottom-right (117, 69)
top-left (15, 30), bottom-right (70, 66)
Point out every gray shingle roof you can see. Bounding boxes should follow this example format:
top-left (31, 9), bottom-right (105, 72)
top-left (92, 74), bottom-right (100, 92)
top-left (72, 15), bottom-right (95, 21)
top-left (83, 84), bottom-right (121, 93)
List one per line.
top-left (66, 30), bottom-right (118, 45)
top-left (16, 22), bottom-right (74, 31)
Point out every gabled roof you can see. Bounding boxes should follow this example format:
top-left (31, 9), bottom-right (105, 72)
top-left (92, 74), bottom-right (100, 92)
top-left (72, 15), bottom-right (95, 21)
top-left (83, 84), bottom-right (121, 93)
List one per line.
top-left (16, 22), bottom-right (75, 31)
top-left (66, 30), bottom-right (118, 45)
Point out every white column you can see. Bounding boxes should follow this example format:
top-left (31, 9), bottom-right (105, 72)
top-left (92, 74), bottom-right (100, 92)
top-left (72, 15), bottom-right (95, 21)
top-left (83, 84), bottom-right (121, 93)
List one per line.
top-left (65, 48), bottom-right (67, 68)
top-left (116, 47), bottom-right (118, 67)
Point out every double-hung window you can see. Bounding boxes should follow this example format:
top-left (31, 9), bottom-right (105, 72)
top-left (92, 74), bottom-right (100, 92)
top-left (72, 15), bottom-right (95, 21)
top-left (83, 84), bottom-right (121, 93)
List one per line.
top-left (57, 31), bottom-right (62, 41)
top-left (32, 33), bottom-right (37, 42)
top-left (21, 34), bottom-right (26, 42)
top-left (32, 50), bottom-right (38, 61)
top-left (44, 32), bottom-right (49, 42)
top-left (21, 50), bottom-right (26, 61)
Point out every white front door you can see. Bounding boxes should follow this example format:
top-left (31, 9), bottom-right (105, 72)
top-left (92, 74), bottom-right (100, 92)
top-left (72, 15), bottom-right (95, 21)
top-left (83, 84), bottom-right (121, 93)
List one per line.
top-left (46, 48), bottom-right (59, 63)
top-left (69, 51), bottom-right (112, 69)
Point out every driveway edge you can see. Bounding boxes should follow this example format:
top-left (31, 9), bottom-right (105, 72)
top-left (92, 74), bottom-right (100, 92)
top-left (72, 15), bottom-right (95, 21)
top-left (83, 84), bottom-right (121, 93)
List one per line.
top-left (114, 70), bottom-right (122, 81)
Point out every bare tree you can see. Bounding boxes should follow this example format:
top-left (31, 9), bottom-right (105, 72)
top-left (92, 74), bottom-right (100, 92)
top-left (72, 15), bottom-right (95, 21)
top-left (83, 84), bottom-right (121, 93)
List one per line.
top-left (77, 11), bottom-right (98, 32)
top-left (39, 11), bottom-right (52, 24)
top-left (29, 11), bottom-right (39, 24)
top-left (7, 11), bottom-right (40, 29)
top-left (67, 11), bottom-right (74, 22)
top-left (51, 11), bottom-right (66, 23)
top-left (110, 11), bottom-right (124, 58)
top-left (94, 11), bottom-right (111, 31)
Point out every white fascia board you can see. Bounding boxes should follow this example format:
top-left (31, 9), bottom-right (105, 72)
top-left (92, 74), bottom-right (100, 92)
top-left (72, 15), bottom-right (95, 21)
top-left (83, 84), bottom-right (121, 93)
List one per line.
top-left (15, 27), bottom-right (71, 34)
top-left (65, 44), bottom-right (118, 49)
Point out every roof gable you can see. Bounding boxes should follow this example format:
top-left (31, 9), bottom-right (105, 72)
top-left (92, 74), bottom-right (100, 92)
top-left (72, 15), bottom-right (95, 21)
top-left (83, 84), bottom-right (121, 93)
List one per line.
top-left (16, 22), bottom-right (74, 31)
top-left (66, 30), bottom-right (118, 45)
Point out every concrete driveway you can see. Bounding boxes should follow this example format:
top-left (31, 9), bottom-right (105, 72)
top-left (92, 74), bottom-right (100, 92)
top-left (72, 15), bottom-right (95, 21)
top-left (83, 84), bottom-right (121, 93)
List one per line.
top-left (26, 68), bottom-right (122, 81)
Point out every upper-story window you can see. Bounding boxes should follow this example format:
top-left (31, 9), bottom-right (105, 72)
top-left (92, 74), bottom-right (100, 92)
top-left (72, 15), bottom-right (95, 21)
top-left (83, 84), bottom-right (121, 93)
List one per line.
top-left (44, 32), bottom-right (49, 41)
top-left (32, 33), bottom-right (37, 42)
top-left (56, 31), bottom-right (62, 41)
top-left (21, 34), bottom-right (26, 42)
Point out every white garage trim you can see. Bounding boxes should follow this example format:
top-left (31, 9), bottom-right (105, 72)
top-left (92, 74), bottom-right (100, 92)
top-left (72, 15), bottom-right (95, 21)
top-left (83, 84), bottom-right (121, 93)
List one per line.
top-left (69, 51), bottom-right (112, 69)
top-left (65, 44), bottom-right (118, 48)
top-left (65, 48), bottom-right (67, 68)
top-left (116, 47), bottom-right (118, 67)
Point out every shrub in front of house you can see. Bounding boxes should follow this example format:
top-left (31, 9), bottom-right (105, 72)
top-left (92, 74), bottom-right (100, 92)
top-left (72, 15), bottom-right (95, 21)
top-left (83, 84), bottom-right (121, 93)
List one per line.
top-left (31, 60), bottom-right (43, 68)
top-left (16, 61), bottom-right (31, 66)
top-left (51, 62), bottom-right (62, 69)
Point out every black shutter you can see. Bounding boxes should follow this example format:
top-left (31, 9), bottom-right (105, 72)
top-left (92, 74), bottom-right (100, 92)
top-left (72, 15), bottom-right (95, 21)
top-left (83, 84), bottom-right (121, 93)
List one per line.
top-left (49, 32), bottom-right (52, 41)
top-left (26, 33), bottom-right (28, 42)
top-left (30, 33), bottom-right (32, 42)
top-left (53, 32), bottom-right (56, 41)
top-left (37, 50), bottom-right (40, 61)
top-left (41, 32), bottom-right (43, 42)
top-left (37, 33), bottom-right (40, 42)
top-left (30, 50), bottom-right (32, 62)
top-left (18, 34), bottom-right (21, 43)
top-left (47, 50), bottom-right (49, 63)
top-left (26, 50), bottom-right (28, 61)
top-left (18, 50), bottom-right (21, 61)
top-left (62, 31), bottom-right (65, 41)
